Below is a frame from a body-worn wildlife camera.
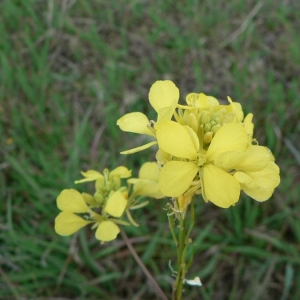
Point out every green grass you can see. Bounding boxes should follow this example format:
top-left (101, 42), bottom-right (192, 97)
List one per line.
top-left (1, 0), bottom-right (300, 299)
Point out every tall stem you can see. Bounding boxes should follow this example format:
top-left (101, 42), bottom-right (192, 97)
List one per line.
top-left (170, 198), bottom-right (195, 300)
top-left (173, 216), bottom-right (186, 300)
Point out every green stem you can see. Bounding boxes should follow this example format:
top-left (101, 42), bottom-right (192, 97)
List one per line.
top-left (126, 209), bottom-right (140, 227)
top-left (167, 203), bottom-right (178, 246)
top-left (185, 198), bottom-right (195, 242)
top-left (171, 198), bottom-right (195, 300)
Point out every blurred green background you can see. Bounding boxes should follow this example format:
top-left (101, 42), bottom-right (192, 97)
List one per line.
top-left (1, 0), bottom-right (300, 299)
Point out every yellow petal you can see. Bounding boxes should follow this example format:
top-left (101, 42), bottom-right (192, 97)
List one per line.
top-left (120, 141), bottom-right (158, 154)
top-left (138, 162), bottom-right (160, 181)
top-left (128, 162), bottom-right (162, 198)
top-left (156, 148), bottom-right (172, 165)
top-left (234, 171), bottom-right (252, 184)
top-left (104, 190), bottom-right (127, 217)
top-left (133, 179), bottom-right (162, 198)
top-left (243, 113), bottom-right (254, 141)
top-left (202, 164), bottom-right (240, 208)
top-left (155, 121), bottom-right (198, 160)
top-left (95, 221), bottom-right (120, 242)
top-left (214, 151), bottom-right (246, 171)
top-left (227, 97), bottom-right (244, 122)
top-left (206, 123), bottom-right (248, 161)
top-left (54, 212), bottom-right (92, 236)
top-left (117, 112), bottom-right (156, 137)
top-left (110, 166), bottom-right (132, 179)
top-left (148, 80), bottom-right (179, 122)
top-left (75, 170), bottom-right (103, 183)
top-left (239, 162), bottom-right (280, 201)
top-left (57, 189), bottom-right (89, 213)
top-left (159, 161), bottom-right (198, 197)
top-left (184, 125), bottom-right (199, 152)
top-left (235, 146), bottom-right (274, 172)
top-left (186, 93), bottom-right (219, 109)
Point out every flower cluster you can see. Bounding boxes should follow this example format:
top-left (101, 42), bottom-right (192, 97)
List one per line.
top-left (54, 163), bottom-right (161, 243)
top-left (117, 80), bottom-right (280, 209)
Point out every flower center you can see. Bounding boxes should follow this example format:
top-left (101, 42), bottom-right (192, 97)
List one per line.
top-left (197, 152), bottom-right (206, 167)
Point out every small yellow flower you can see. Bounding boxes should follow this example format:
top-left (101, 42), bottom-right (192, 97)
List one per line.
top-left (54, 189), bottom-right (128, 242)
top-left (156, 120), bottom-right (280, 207)
top-left (117, 80), bottom-right (179, 154)
top-left (156, 121), bottom-right (249, 208)
top-left (54, 164), bottom-right (157, 243)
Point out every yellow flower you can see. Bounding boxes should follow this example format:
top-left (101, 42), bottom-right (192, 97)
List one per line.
top-left (128, 162), bottom-right (163, 198)
top-left (117, 80), bottom-right (179, 154)
top-left (156, 121), bottom-right (249, 208)
top-left (54, 189), bottom-right (128, 242)
top-left (156, 120), bottom-right (280, 207)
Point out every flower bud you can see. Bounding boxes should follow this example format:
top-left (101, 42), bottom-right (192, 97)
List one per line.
top-left (94, 192), bottom-right (104, 204)
top-left (187, 113), bottom-right (199, 133)
top-left (204, 131), bottom-right (213, 144)
top-left (211, 124), bottom-right (221, 134)
top-left (200, 111), bottom-right (210, 125)
top-left (204, 123), bottom-right (211, 132)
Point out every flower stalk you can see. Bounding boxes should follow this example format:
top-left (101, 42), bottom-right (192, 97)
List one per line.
top-left (168, 198), bottom-right (195, 300)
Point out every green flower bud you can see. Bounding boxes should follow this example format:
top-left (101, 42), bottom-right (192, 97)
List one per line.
top-left (94, 192), bottom-right (104, 205)
top-left (200, 111), bottom-right (210, 125)
top-left (211, 124), bottom-right (221, 134)
top-left (204, 123), bottom-right (211, 132)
